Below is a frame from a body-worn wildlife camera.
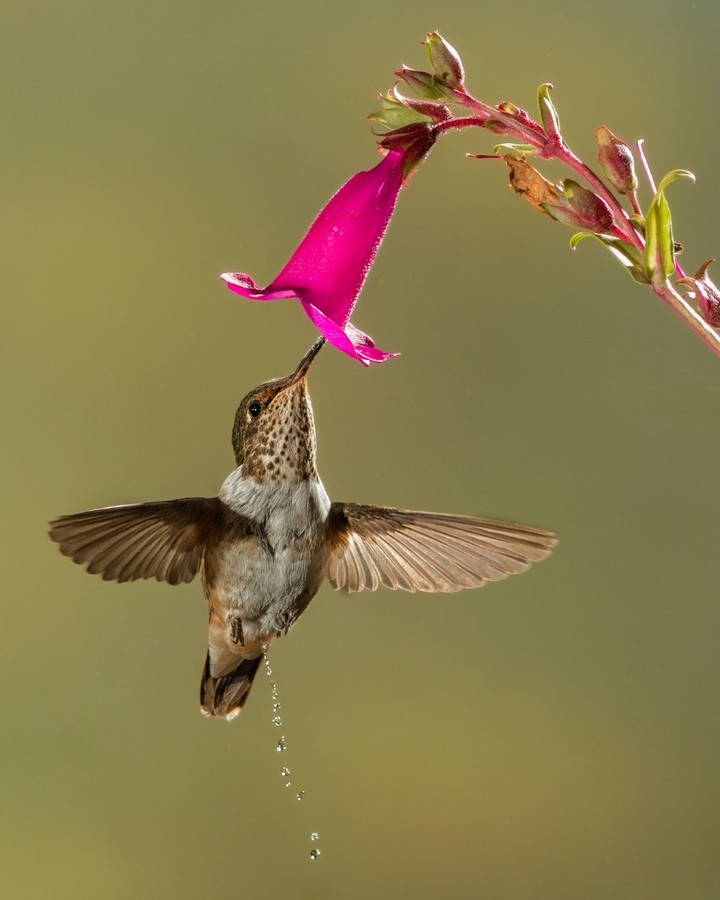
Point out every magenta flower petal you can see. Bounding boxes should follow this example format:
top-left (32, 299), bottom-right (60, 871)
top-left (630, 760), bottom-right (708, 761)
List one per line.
top-left (221, 272), bottom-right (300, 302)
top-left (221, 150), bottom-right (406, 365)
top-left (301, 301), bottom-right (397, 365)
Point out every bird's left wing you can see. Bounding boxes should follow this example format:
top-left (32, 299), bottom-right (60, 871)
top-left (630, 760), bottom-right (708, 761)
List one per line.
top-left (326, 502), bottom-right (557, 593)
top-left (49, 498), bottom-right (239, 585)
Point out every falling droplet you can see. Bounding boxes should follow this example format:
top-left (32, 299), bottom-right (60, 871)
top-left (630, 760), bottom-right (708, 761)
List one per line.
top-left (264, 651), bottom-right (320, 856)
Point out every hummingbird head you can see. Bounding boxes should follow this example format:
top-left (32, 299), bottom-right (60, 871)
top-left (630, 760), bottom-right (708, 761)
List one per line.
top-left (231, 337), bottom-right (325, 481)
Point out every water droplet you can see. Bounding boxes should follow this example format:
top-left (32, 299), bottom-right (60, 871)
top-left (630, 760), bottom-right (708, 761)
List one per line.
top-left (276, 737), bottom-right (286, 752)
top-left (296, 791), bottom-right (305, 801)
top-left (309, 849), bottom-right (321, 861)
top-left (272, 716), bottom-right (282, 727)
top-left (285, 782), bottom-right (292, 788)
top-left (310, 832), bottom-right (319, 841)
top-left (280, 767), bottom-right (290, 777)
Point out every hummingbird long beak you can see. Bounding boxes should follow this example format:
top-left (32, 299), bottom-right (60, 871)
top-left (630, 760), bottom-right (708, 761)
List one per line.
top-left (289, 337), bottom-right (326, 385)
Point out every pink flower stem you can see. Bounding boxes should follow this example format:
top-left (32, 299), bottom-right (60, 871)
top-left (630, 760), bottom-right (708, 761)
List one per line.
top-left (652, 281), bottom-right (720, 357)
top-left (556, 146), bottom-right (642, 247)
top-left (636, 139), bottom-right (657, 193)
top-left (438, 92), bottom-right (720, 356)
top-left (627, 190), bottom-right (643, 217)
top-left (446, 90), bottom-right (546, 146)
top-left (447, 91), bottom-right (642, 247)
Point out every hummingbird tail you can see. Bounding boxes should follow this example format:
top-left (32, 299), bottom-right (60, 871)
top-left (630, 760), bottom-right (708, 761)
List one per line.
top-left (199, 652), bottom-right (263, 720)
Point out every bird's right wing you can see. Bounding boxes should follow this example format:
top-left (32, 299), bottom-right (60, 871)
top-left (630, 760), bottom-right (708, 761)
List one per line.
top-left (326, 502), bottom-right (557, 593)
top-left (49, 498), bottom-right (243, 585)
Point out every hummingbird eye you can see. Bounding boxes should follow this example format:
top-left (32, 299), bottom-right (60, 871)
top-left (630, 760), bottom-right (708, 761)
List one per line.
top-left (248, 401), bottom-right (263, 419)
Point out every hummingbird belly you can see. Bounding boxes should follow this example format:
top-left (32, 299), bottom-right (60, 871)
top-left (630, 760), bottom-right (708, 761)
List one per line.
top-left (210, 474), bottom-right (331, 644)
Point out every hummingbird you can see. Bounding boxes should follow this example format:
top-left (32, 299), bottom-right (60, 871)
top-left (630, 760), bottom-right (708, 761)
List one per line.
top-left (49, 338), bottom-right (556, 720)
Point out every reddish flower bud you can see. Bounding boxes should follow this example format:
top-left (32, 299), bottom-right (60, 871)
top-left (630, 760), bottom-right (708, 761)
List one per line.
top-left (596, 126), bottom-right (638, 195)
top-left (504, 157), bottom-right (614, 233)
top-left (496, 101), bottom-right (545, 137)
top-left (678, 259), bottom-right (720, 326)
top-left (398, 94), bottom-right (452, 124)
top-left (555, 179), bottom-right (615, 233)
top-left (369, 87), bottom-right (450, 131)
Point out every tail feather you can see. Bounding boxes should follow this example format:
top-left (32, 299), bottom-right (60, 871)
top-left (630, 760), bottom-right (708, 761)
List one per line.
top-left (200, 652), bottom-right (263, 720)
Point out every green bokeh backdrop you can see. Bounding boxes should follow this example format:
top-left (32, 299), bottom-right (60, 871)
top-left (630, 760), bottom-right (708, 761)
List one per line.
top-left (4, 1), bottom-right (720, 898)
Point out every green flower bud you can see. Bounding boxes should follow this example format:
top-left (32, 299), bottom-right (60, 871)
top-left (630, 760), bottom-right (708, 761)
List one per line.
top-left (369, 90), bottom-right (434, 130)
top-left (393, 87), bottom-right (451, 124)
top-left (395, 67), bottom-right (446, 100)
top-left (425, 32), bottom-right (464, 89)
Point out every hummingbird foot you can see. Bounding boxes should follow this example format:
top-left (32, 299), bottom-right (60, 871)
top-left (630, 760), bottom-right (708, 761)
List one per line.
top-left (273, 610), bottom-right (297, 638)
top-left (229, 615), bottom-right (245, 646)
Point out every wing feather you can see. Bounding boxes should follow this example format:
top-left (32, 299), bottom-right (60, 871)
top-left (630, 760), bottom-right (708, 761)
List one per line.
top-left (49, 498), bottom-right (239, 585)
top-left (327, 503), bottom-right (556, 594)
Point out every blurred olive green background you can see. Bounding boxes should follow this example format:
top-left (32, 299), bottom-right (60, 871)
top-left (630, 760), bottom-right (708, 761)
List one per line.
top-left (4, 1), bottom-right (720, 898)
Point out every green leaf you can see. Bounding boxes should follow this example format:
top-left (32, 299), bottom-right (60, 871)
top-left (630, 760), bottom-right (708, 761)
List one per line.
top-left (642, 170), bottom-right (694, 282)
top-left (656, 169), bottom-right (695, 193)
top-left (537, 83), bottom-right (561, 138)
top-left (491, 142), bottom-right (538, 156)
top-left (571, 232), bottom-right (649, 284)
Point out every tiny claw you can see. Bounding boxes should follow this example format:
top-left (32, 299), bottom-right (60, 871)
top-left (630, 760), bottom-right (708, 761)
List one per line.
top-left (230, 616), bottom-right (245, 646)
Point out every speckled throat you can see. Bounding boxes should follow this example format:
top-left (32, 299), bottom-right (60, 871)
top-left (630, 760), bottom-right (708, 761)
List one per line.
top-left (242, 380), bottom-right (318, 483)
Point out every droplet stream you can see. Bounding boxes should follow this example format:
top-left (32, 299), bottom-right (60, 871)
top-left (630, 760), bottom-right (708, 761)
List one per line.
top-left (263, 652), bottom-right (322, 861)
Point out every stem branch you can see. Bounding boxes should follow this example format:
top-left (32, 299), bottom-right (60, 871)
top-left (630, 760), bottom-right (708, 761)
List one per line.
top-left (653, 281), bottom-right (720, 357)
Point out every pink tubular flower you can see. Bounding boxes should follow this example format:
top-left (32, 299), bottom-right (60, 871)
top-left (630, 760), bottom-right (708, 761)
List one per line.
top-left (221, 150), bottom-right (407, 365)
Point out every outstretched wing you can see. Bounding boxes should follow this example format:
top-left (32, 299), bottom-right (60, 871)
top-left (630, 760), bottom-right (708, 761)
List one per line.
top-left (49, 498), bottom-right (237, 585)
top-left (326, 503), bottom-right (556, 593)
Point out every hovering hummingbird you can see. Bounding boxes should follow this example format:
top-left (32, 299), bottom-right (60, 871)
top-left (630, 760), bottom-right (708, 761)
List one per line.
top-left (49, 338), bottom-right (556, 720)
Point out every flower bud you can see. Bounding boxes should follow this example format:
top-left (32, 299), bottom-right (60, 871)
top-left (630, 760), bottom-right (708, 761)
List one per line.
top-left (678, 259), bottom-right (720, 326)
top-left (596, 126), bottom-right (638, 195)
top-left (369, 90), bottom-right (433, 131)
top-left (496, 101), bottom-right (545, 137)
top-left (425, 32), bottom-right (464, 89)
top-left (503, 157), bottom-right (614, 232)
top-left (558, 179), bottom-right (615, 232)
top-left (398, 93), bottom-right (452, 124)
top-left (395, 66), bottom-right (446, 100)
